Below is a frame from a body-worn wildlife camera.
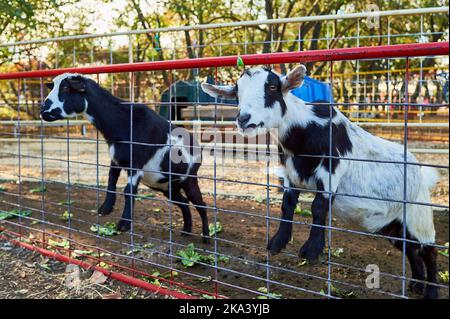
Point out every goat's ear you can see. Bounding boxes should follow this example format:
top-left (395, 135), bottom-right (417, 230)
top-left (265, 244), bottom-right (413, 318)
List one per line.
top-left (67, 78), bottom-right (86, 92)
top-left (46, 82), bottom-right (54, 90)
top-left (201, 83), bottom-right (237, 99)
top-left (281, 64), bottom-right (307, 92)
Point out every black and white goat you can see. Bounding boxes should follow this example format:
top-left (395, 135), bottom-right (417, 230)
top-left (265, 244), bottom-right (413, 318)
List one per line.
top-left (41, 73), bottom-right (209, 242)
top-left (201, 65), bottom-right (440, 298)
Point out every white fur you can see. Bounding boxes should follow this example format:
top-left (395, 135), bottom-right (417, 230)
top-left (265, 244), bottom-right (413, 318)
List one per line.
top-left (45, 73), bottom-right (88, 119)
top-left (203, 66), bottom-right (439, 244)
top-left (109, 145), bottom-right (117, 164)
top-left (285, 103), bottom-right (438, 244)
top-left (278, 101), bottom-right (439, 244)
top-left (111, 134), bottom-right (198, 191)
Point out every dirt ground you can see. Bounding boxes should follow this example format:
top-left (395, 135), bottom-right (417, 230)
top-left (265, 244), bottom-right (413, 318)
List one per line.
top-left (0, 181), bottom-right (448, 299)
top-left (0, 127), bottom-right (448, 299)
top-left (0, 241), bottom-right (167, 299)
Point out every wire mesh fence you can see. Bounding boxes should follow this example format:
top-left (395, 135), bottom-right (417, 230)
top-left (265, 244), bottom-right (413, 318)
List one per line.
top-left (0, 40), bottom-right (448, 299)
top-left (1, 4), bottom-right (450, 299)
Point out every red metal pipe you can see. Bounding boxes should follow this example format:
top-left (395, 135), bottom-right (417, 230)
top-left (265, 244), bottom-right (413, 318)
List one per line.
top-left (1, 226), bottom-right (225, 298)
top-left (0, 42), bottom-right (447, 80)
top-left (0, 233), bottom-right (197, 299)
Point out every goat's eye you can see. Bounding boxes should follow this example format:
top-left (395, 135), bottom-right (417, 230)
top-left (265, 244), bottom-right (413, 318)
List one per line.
top-left (269, 85), bottom-right (278, 91)
top-left (62, 86), bottom-right (70, 92)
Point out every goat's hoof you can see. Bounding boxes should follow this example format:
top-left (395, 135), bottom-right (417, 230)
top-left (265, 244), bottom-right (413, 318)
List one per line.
top-left (98, 202), bottom-right (114, 215)
top-left (267, 233), bottom-right (289, 255)
top-left (117, 219), bottom-right (131, 232)
top-left (424, 286), bottom-right (439, 299)
top-left (409, 281), bottom-right (424, 295)
top-left (299, 239), bottom-right (323, 264)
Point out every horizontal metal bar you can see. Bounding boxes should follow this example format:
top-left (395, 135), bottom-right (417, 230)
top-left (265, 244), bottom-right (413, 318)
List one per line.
top-left (1, 137), bottom-right (447, 154)
top-left (1, 7), bottom-right (447, 48)
top-left (1, 119), bottom-right (449, 128)
top-left (0, 42), bottom-right (448, 80)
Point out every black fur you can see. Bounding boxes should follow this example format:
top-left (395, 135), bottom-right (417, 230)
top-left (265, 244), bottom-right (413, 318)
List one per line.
top-left (298, 180), bottom-right (330, 264)
top-left (270, 101), bottom-right (351, 263)
top-left (280, 121), bottom-right (352, 176)
top-left (41, 76), bottom-right (209, 242)
top-left (268, 186), bottom-right (300, 254)
top-left (264, 70), bottom-right (287, 115)
top-left (378, 220), bottom-right (439, 298)
top-left (310, 100), bottom-right (337, 118)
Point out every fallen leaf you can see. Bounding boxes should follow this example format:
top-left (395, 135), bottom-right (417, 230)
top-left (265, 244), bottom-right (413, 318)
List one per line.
top-left (30, 186), bottom-right (46, 194)
top-left (298, 259), bottom-right (308, 267)
top-left (16, 289), bottom-right (28, 295)
top-left (103, 291), bottom-right (122, 299)
top-left (65, 264), bottom-right (79, 274)
top-left (64, 264), bottom-right (81, 289)
top-left (89, 270), bottom-right (108, 285)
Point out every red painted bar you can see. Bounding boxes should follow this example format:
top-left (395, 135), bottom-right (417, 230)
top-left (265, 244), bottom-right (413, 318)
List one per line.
top-left (0, 232), bottom-right (198, 299)
top-left (0, 42), bottom-right (448, 80)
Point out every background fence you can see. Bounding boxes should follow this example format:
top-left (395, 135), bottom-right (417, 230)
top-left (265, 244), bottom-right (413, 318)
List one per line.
top-left (0, 7), bottom-right (449, 299)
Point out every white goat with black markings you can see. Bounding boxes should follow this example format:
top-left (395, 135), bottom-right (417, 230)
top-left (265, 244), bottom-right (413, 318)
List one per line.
top-left (41, 73), bottom-right (209, 242)
top-left (202, 64), bottom-right (440, 298)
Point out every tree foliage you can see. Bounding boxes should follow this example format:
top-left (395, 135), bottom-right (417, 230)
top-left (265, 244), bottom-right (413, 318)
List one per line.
top-left (0, 0), bottom-right (448, 119)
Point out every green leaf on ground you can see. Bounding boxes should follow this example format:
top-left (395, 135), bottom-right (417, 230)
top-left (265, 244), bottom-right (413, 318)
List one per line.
top-left (438, 270), bottom-right (449, 283)
top-left (254, 195), bottom-right (264, 203)
top-left (59, 211), bottom-right (73, 221)
top-left (330, 285), bottom-right (357, 298)
top-left (30, 186), bottom-right (46, 194)
top-left (135, 193), bottom-right (155, 202)
top-left (141, 272), bottom-right (161, 286)
top-left (90, 222), bottom-right (120, 236)
top-left (200, 254), bottom-right (229, 265)
top-left (209, 222), bottom-right (223, 237)
top-left (196, 276), bottom-right (212, 283)
top-left (438, 242), bottom-right (448, 258)
top-left (330, 247), bottom-right (344, 258)
top-left (0, 185), bottom-right (6, 192)
top-left (202, 294), bottom-right (215, 299)
top-left (298, 259), bottom-right (308, 267)
top-left (98, 262), bottom-right (110, 269)
top-left (294, 206), bottom-right (312, 217)
top-left (47, 238), bottom-right (70, 249)
top-left (177, 243), bottom-right (202, 267)
top-left (161, 271), bottom-right (178, 279)
top-left (58, 200), bottom-right (75, 206)
top-left (72, 249), bottom-right (94, 258)
top-left (0, 209), bottom-right (31, 220)
top-left (256, 287), bottom-right (282, 298)
top-left (126, 248), bottom-right (141, 255)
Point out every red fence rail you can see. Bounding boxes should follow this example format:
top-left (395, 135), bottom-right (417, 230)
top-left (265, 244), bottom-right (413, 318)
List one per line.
top-left (0, 42), bottom-right (448, 299)
top-left (0, 42), bottom-right (448, 80)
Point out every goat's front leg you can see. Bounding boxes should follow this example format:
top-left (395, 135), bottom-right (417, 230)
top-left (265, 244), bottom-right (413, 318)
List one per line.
top-left (117, 170), bottom-right (142, 232)
top-left (98, 161), bottom-right (121, 215)
top-left (299, 181), bottom-right (329, 263)
top-left (268, 187), bottom-right (300, 254)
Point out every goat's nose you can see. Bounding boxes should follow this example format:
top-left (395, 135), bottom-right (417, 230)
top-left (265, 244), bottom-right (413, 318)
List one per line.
top-left (237, 113), bottom-right (251, 126)
top-left (41, 99), bottom-right (52, 113)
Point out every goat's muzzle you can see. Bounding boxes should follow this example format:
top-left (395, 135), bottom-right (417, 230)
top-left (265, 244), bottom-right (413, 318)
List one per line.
top-left (40, 101), bottom-right (62, 122)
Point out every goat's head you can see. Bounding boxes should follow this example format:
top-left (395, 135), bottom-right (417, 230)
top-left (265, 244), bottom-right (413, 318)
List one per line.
top-left (201, 64), bottom-right (306, 135)
top-left (40, 73), bottom-right (88, 122)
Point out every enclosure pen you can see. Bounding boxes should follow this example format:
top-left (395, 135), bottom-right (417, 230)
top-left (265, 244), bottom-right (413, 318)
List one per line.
top-left (0, 41), bottom-right (449, 299)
